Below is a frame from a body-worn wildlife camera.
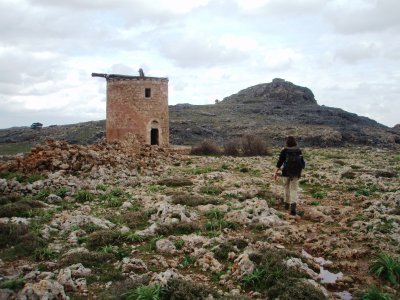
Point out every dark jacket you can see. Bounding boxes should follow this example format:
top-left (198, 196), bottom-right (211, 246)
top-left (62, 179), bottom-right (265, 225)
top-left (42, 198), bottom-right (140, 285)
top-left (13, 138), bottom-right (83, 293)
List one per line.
top-left (276, 147), bottom-right (305, 177)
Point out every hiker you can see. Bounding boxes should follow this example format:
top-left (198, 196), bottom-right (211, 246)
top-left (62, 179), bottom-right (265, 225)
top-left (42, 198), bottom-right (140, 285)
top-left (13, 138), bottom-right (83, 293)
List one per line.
top-left (273, 136), bottom-right (305, 216)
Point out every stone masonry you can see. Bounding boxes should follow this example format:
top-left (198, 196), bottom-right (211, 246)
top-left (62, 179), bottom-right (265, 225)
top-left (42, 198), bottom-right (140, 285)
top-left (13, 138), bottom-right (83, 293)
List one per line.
top-left (104, 74), bottom-right (169, 146)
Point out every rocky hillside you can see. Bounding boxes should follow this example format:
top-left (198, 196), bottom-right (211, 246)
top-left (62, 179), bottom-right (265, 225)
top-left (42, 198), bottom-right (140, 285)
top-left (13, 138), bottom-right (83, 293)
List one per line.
top-left (0, 79), bottom-right (399, 152)
top-left (0, 140), bottom-right (399, 299)
top-left (170, 79), bottom-right (400, 147)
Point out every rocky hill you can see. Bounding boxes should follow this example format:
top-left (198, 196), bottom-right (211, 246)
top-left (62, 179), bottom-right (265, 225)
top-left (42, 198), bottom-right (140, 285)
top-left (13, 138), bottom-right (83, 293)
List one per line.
top-left (0, 79), bottom-right (399, 152)
top-left (170, 78), bottom-right (400, 147)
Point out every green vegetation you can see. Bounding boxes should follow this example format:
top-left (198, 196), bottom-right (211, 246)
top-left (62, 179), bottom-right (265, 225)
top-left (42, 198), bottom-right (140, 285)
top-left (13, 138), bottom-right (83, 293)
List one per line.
top-left (204, 208), bottom-right (239, 232)
top-left (123, 284), bottom-right (162, 300)
top-left (0, 143), bottom-right (32, 155)
top-left (359, 285), bottom-right (392, 300)
top-left (311, 189), bottom-right (327, 199)
top-left (199, 185), bottom-right (223, 195)
top-left (74, 189), bottom-right (95, 202)
top-left (0, 277), bottom-right (25, 290)
top-left (369, 253), bottom-right (400, 285)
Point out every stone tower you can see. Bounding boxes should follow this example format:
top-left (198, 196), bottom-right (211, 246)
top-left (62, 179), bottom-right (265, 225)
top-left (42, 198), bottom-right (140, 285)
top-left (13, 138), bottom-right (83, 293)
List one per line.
top-left (92, 71), bottom-right (169, 146)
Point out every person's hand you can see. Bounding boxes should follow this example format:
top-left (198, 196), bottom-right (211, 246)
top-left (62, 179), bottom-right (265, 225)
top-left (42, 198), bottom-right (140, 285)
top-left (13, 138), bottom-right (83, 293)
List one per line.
top-left (273, 170), bottom-right (279, 181)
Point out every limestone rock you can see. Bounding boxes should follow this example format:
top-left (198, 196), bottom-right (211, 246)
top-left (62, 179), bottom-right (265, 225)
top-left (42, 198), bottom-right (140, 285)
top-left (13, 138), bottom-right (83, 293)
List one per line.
top-left (18, 279), bottom-right (69, 300)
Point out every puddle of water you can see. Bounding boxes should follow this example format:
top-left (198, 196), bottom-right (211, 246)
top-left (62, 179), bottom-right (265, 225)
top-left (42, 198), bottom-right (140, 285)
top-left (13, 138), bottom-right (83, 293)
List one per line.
top-left (302, 249), bottom-right (351, 298)
top-left (335, 291), bottom-right (352, 300)
top-left (319, 265), bottom-right (343, 283)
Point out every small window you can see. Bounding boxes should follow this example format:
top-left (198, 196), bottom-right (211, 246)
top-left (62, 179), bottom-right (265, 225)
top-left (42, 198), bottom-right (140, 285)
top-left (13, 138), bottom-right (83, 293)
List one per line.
top-left (145, 88), bottom-right (151, 98)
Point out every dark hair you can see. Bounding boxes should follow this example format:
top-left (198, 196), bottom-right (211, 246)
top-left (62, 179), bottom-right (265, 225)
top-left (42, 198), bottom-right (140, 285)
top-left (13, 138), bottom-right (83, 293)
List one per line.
top-left (286, 136), bottom-right (297, 147)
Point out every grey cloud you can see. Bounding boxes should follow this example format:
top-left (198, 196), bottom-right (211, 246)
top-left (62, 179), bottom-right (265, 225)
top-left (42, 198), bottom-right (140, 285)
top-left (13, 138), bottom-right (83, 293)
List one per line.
top-left (325, 0), bottom-right (400, 34)
top-left (154, 33), bottom-right (248, 68)
top-left (334, 42), bottom-right (380, 64)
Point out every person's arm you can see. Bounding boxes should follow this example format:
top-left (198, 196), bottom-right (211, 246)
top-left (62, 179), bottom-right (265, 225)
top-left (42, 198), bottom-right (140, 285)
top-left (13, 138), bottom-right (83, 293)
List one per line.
top-left (273, 149), bottom-right (286, 180)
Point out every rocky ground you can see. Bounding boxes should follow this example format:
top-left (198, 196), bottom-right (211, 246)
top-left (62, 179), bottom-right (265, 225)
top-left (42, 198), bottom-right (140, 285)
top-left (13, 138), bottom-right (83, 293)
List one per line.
top-left (0, 141), bottom-right (399, 299)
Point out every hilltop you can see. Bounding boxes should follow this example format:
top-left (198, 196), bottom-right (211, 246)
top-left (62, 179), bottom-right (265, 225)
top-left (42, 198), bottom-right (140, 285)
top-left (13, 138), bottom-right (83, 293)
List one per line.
top-left (0, 79), bottom-right (399, 155)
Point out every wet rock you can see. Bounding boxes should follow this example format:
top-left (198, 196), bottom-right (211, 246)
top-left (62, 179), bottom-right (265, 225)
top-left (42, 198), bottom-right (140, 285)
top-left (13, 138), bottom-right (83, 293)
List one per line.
top-left (285, 257), bottom-right (319, 279)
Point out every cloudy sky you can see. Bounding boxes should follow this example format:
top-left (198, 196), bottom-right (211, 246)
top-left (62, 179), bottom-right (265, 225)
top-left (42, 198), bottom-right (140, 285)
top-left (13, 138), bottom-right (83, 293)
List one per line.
top-left (1, 0), bottom-right (399, 129)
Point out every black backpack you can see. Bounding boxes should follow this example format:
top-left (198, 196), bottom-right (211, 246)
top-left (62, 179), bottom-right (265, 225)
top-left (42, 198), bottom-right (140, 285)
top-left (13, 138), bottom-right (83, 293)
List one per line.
top-left (284, 148), bottom-right (304, 178)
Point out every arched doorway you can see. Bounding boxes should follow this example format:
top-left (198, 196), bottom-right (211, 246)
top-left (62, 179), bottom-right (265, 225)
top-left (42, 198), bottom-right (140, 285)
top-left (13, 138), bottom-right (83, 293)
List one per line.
top-left (151, 128), bottom-right (159, 145)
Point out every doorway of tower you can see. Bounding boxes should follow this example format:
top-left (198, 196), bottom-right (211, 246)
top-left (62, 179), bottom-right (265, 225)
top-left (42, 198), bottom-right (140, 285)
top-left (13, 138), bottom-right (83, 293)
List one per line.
top-left (151, 128), bottom-right (159, 145)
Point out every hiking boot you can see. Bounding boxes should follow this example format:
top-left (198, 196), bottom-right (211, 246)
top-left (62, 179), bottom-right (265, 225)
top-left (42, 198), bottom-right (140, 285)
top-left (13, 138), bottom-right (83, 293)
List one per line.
top-left (284, 202), bottom-right (290, 210)
top-left (290, 203), bottom-right (297, 216)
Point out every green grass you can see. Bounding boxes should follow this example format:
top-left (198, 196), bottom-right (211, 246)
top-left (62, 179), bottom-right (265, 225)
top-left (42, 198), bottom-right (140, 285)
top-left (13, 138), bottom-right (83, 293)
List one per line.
top-left (0, 277), bottom-right (25, 290)
top-left (359, 285), bottom-right (392, 300)
top-left (123, 284), bottom-right (162, 300)
top-left (74, 189), bottom-right (95, 202)
top-left (0, 143), bottom-right (32, 155)
top-left (369, 253), bottom-right (400, 285)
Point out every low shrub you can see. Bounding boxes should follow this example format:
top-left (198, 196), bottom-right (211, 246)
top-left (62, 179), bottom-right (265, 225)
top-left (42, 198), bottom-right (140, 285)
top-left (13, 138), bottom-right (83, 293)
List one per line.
top-left (60, 251), bottom-right (114, 267)
top-left (190, 140), bottom-right (222, 156)
top-left (157, 178), bottom-right (193, 187)
top-left (121, 211), bottom-right (152, 230)
top-left (156, 222), bottom-right (200, 236)
top-left (171, 193), bottom-right (220, 206)
top-left (199, 186), bottom-right (223, 195)
top-left (0, 200), bottom-right (45, 218)
top-left (223, 139), bottom-right (241, 156)
top-left (357, 285), bottom-right (392, 300)
top-left (0, 277), bottom-right (25, 290)
top-left (74, 189), bottom-right (95, 202)
top-left (123, 284), bottom-right (162, 300)
top-left (241, 134), bottom-right (270, 156)
top-left (266, 278), bottom-right (327, 300)
top-left (87, 229), bottom-right (128, 249)
top-left (163, 279), bottom-right (219, 300)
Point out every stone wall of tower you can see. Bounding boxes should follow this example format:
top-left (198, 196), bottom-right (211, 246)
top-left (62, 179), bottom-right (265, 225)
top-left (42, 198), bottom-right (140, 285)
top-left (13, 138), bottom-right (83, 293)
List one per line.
top-left (106, 77), bottom-right (169, 146)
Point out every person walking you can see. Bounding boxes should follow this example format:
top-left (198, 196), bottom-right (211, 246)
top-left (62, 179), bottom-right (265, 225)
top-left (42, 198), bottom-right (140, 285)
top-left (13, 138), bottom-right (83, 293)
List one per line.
top-left (273, 136), bottom-right (305, 216)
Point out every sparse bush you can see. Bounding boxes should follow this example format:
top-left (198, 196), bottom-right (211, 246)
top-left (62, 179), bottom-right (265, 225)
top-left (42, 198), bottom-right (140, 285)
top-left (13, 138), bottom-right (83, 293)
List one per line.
top-left (157, 178), bottom-right (193, 187)
top-left (156, 222), bottom-right (200, 236)
top-left (369, 253), bottom-right (400, 285)
top-left (213, 243), bottom-right (235, 261)
top-left (60, 251), bottom-right (114, 267)
top-left (241, 249), bottom-right (304, 294)
top-left (223, 139), bottom-right (241, 156)
top-left (163, 278), bottom-right (219, 300)
top-left (358, 285), bottom-right (392, 300)
top-left (241, 134), bottom-right (270, 156)
top-left (190, 140), bottom-right (222, 156)
top-left (32, 247), bottom-right (57, 261)
top-left (0, 223), bottom-right (29, 249)
top-left (0, 199), bottom-right (45, 218)
top-left (171, 193), bottom-right (220, 206)
top-left (34, 188), bottom-right (51, 200)
top-left (54, 187), bottom-right (68, 198)
top-left (121, 211), bottom-right (152, 230)
top-left (341, 171), bottom-right (356, 179)
top-left (200, 186), bottom-right (223, 195)
top-left (311, 190), bottom-right (327, 199)
top-left (123, 284), bottom-right (162, 300)
top-left (0, 277), bottom-right (25, 290)
top-left (174, 239), bottom-right (185, 250)
top-left (266, 278), bottom-right (327, 300)
top-left (74, 189), bottom-right (95, 202)
top-left (87, 229), bottom-right (127, 249)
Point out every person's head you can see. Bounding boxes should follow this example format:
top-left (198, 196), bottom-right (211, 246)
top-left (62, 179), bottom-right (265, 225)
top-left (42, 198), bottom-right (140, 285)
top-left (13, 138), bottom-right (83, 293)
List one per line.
top-left (286, 136), bottom-right (297, 147)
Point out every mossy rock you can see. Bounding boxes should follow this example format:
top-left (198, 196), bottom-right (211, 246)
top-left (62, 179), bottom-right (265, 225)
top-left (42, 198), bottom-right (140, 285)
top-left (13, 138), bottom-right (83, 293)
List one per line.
top-left (157, 178), bottom-right (194, 187)
top-left (266, 278), bottom-right (327, 300)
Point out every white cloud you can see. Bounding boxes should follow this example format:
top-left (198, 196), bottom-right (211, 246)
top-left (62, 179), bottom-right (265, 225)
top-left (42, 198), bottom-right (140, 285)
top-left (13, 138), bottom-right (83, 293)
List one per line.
top-left (0, 0), bottom-right (399, 129)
